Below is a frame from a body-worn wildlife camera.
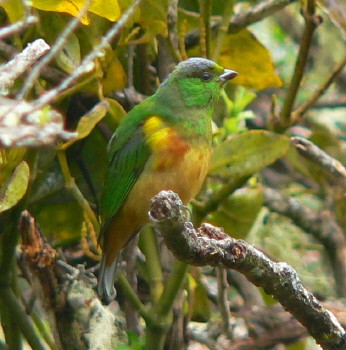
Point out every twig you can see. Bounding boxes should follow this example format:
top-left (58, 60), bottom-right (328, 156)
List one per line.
top-left (264, 187), bottom-right (346, 297)
top-left (149, 190), bottom-right (346, 350)
top-left (199, 0), bottom-right (212, 58)
top-left (212, 0), bottom-right (235, 61)
top-left (0, 40), bottom-right (66, 85)
top-left (32, 0), bottom-right (143, 111)
top-left (0, 288), bottom-right (47, 350)
top-left (185, 0), bottom-right (297, 49)
top-left (0, 16), bottom-right (37, 40)
top-left (216, 267), bottom-right (232, 339)
top-left (17, 0), bottom-right (92, 99)
top-left (0, 97), bottom-right (76, 147)
top-left (280, 0), bottom-right (322, 128)
top-left (228, 0), bottom-right (296, 33)
top-left (0, 39), bottom-right (50, 93)
top-left (291, 137), bottom-right (346, 186)
top-left (123, 238), bottom-right (141, 335)
top-left (293, 54), bottom-right (346, 119)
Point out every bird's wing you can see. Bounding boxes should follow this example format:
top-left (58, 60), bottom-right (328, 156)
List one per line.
top-left (100, 119), bottom-right (152, 238)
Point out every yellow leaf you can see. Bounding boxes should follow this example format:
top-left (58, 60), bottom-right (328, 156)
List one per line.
top-left (0, 161), bottom-right (29, 213)
top-left (32, 0), bottom-right (121, 25)
top-left (218, 29), bottom-right (282, 90)
top-left (0, 0), bottom-right (25, 22)
top-left (102, 56), bottom-right (127, 94)
top-left (188, 29), bottom-right (282, 90)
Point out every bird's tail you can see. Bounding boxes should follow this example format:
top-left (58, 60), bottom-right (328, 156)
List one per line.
top-left (97, 254), bottom-right (118, 303)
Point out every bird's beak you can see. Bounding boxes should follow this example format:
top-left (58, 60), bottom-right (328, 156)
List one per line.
top-left (219, 69), bottom-right (238, 85)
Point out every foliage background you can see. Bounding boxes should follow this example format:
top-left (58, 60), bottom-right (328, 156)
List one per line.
top-left (0, 0), bottom-right (345, 349)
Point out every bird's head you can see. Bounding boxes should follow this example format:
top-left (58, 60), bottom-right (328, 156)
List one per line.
top-left (162, 57), bottom-right (238, 108)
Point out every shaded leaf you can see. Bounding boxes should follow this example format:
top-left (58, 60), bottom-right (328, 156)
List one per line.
top-left (135, 0), bottom-right (168, 42)
top-left (190, 280), bottom-right (211, 322)
top-left (61, 100), bottom-right (109, 150)
top-left (38, 13), bottom-right (81, 73)
top-left (30, 200), bottom-right (83, 244)
top-left (0, 161), bottom-right (29, 213)
top-left (32, 0), bottom-right (121, 25)
top-left (209, 130), bottom-right (290, 178)
top-left (208, 184), bottom-right (263, 238)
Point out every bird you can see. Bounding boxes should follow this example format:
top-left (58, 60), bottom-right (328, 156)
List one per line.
top-left (97, 57), bottom-right (238, 301)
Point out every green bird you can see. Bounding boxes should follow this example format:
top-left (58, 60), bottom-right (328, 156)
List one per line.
top-left (98, 57), bottom-right (238, 300)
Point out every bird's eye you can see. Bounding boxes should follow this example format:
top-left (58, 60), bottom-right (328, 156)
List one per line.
top-left (200, 72), bottom-right (212, 82)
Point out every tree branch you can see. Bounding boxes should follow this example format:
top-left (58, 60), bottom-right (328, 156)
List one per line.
top-left (31, 0), bottom-right (143, 111)
top-left (0, 97), bottom-right (76, 147)
top-left (291, 136), bottom-right (346, 187)
top-left (293, 54), bottom-right (346, 119)
top-left (279, 0), bottom-right (322, 128)
top-left (185, 0), bottom-right (297, 49)
top-left (0, 39), bottom-right (50, 93)
top-left (0, 16), bottom-right (37, 40)
top-left (264, 187), bottom-right (346, 297)
top-left (149, 190), bottom-right (346, 350)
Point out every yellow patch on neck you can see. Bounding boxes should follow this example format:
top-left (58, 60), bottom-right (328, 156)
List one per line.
top-left (143, 116), bottom-right (190, 170)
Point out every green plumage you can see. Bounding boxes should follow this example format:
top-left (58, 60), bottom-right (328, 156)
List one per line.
top-left (98, 58), bottom-right (238, 301)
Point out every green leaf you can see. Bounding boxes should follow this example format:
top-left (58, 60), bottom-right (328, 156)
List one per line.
top-left (105, 97), bottom-right (127, 127)
top-left (0, 161), bottom-right (29, 213)
top-left (38, 13), bottom-right (81, 73)
top-left (190, 280), bottom-right (211, 321)
top-left (30, 200), bottom-right (83, 245)
top-left (209, 130), bottom-right (290, 178)
top-left (32, 0), bottom-right (121, 25)
top-left (208, 184), bottom-right (263, 239)
top-left (61, 100), bottom-right (109, 150)
top-left (136, 0), bottom-right (168, 42)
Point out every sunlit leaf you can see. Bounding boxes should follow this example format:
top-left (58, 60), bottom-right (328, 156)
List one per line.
top-left (208, 184), bottom-right (263, 238)
top-left (61, 100), bottom-right (109, 149)
top-left (32, 0), bottom-right (121, 25)
top-left (101, 55), bottom-right (127, 94)
top-left (0, 161), bottom-right (29, 213)
top-left (209, 130), bottom-right (290, 178)
top-left (189, 29), bottom-right (282, 90)
top-left (218, 29), bottom-right (282, 90)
